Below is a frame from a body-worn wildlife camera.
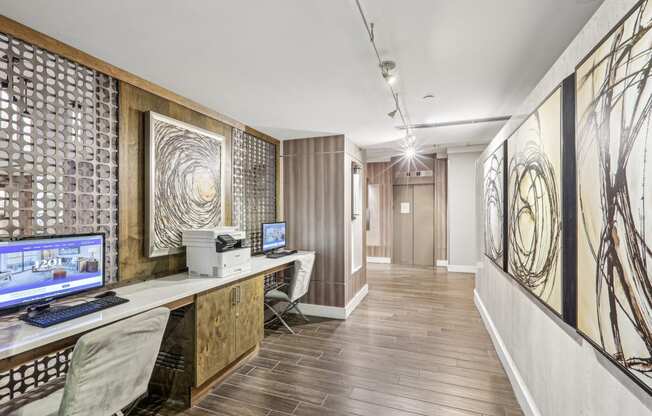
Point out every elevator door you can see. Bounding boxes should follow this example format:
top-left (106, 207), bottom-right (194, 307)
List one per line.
top-left (392, 184), bottom-right (435, 266)
top-left (392, 185), bottom-right (413, 264)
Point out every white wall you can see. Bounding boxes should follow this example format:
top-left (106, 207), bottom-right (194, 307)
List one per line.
top-left (447, 151), bottom-right (482, 271)
top-left (477, 0), bottom-right (652, 414)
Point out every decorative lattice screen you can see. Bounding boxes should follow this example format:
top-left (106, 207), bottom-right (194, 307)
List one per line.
top-left (0, 32), bottom-right (119, 281)
top-left (0, 346), bottom-right (73, 404)
top-left (232, 128), bottom-right (276, 253)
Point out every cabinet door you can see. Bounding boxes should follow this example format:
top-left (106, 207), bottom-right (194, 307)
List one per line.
top-left (235, 275), bottom-right (264, 356)
top-left (195, 284), bottom-right (236, 386)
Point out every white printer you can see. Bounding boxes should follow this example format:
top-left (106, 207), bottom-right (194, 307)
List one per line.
top-left (182, 227), bottom-right (251, 278)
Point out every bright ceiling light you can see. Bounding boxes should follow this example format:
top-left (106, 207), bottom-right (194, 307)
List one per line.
top-left (404, 145), bottom-right (417, 159)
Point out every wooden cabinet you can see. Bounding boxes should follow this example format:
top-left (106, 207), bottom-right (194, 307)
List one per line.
top-left (235, 276), bottom-right (264, 354)
top-left (195, 282), bottom-right (236, 386)
top-left (194, 275), bottom-right (263, 387)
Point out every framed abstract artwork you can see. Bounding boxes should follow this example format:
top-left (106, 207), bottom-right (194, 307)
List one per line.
top-left (483, 142), bottom-right (507, 269)
top-left (507, 87), bottom-right (563, 315)
top-left (144, 111), bottom-right (225, 257)
top-left (576, 0), bottom-right (652, 394)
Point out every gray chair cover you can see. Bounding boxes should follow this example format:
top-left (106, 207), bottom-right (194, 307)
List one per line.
top-left (287, 252), bottom-right (315, 303)
top-left (58, 307), bottom-right (170, 415)
top-left (4, 307), bottom-right (170, 416)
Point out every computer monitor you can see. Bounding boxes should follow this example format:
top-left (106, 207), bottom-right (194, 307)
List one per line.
top-left (261, 222), bottom-right (286, 253)
top-left (0, 233), bottom-right (105, 311)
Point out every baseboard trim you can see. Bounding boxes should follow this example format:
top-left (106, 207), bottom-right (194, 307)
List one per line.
top-left (345, 284), bottom-right (368, 318)
top-left (290, 284), bottom-right (369, 320)
top-left (367, 256), bottom-right (391, 264)
top-left (436, 259), bottom-right (448, 267)
top-left (447, 264), bottom-right (478, 273)
top-left (474, 290), bottom-right (541, 416)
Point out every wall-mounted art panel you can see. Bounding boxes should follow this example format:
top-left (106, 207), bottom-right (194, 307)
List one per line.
top-left (576, 0), bottom-right (652, 394)
top-left (483, 143), bottom-right (506, 268)
top-left (0, 31), bottom-right (119, 281)
top-left (145, 112), bottom-right (225, 257)
top-left (232, 128), bottom-right (276, 254)
top-left (508, 88), bottom-right (562, 314)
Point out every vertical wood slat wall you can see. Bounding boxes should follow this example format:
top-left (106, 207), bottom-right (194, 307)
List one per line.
top-left (0, 16), bottom-right (281, 282)
top-left (282, 136), bottom-right (346, 307)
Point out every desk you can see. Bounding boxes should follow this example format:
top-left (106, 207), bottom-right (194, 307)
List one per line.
top-left (0, 251), bottom-right (312, 406)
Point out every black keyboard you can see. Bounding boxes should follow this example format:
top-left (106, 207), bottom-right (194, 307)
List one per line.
top-left (22, 296), bottom-right (129, 328)
top-left (266, 249), bottom-right (298, 259)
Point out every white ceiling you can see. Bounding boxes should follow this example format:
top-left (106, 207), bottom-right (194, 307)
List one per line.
top-left (0, 0), bottom-right (603, 149)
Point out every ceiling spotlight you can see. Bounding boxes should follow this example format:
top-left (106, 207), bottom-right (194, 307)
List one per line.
top-left (387, 109), bottom-right (398, 119)
top-left (380, 60), bottom-right (397, 85)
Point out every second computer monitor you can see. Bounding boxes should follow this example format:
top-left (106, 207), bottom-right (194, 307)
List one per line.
top-left (262, 222), bottom-right (286, 253)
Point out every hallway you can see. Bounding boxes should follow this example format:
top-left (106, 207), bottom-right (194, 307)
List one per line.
top-left (184, 264), bottom-right (523, 416)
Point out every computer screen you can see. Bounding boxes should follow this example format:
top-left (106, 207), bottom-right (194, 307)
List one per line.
top-left (0, 234), bottom-right (105, 310)
top-left (262, 222), bottom-right (286, 252)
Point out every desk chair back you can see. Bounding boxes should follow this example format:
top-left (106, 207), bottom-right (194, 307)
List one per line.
top-left (57, 307), bottom-right (170, 416)
top-left (288, 252), bottom-right (315, 303)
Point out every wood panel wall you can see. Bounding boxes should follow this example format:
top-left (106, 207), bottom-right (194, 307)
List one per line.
top-left (366, 162), bottom-right (393, 259)
top-left (119, 83), bottom-right (234, 281)
top-left (283, 136), bottom-right (346, 307)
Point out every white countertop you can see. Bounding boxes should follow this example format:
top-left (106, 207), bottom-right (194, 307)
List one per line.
top-left (0, 252), bottom-right (312, 361)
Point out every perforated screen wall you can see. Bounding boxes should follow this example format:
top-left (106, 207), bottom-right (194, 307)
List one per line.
top-left (232, 128), bottom-right (276, 253)
top-left (0, 32), bottom-right (119, 281)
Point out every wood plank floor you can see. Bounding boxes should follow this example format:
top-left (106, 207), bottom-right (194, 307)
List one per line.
top-left (160, 263), bottom-right (522, 416)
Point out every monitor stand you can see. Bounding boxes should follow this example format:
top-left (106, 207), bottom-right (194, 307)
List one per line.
top-left (265, 248), bottom-right (297, 259)
top-left (26, 302), bottom-right (53, 314)
top-left (0, 300), bottom-right (53, 318)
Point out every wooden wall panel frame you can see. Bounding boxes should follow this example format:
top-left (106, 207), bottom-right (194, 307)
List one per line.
top-left (561, 73), bottom-right (577, 327)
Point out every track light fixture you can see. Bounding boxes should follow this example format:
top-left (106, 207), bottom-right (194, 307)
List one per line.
top-left (380, 60), bottom-right (397, 85)
top-left (355, 0), bottom-right (411, 133)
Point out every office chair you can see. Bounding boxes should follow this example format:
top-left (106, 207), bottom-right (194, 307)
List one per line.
top-left (5, 307), bottom-right (170, 416)
top-left (264, 252), bottom-right (315, 334)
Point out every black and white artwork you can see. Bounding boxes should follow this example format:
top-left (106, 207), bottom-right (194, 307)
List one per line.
top-left (145, 112), bottom-right (225, 257)
top-left (576, 0), bottom-right (652, 393)
top-left (507, 88), bottom-right (562, 314)
top-left (483, 143), bottom-right (505, 267)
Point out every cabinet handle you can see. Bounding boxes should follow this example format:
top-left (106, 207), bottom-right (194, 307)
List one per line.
top-left (237, 286), bottom-right (241, 304)
top-left (231, 287), bottom-right (237, 305)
